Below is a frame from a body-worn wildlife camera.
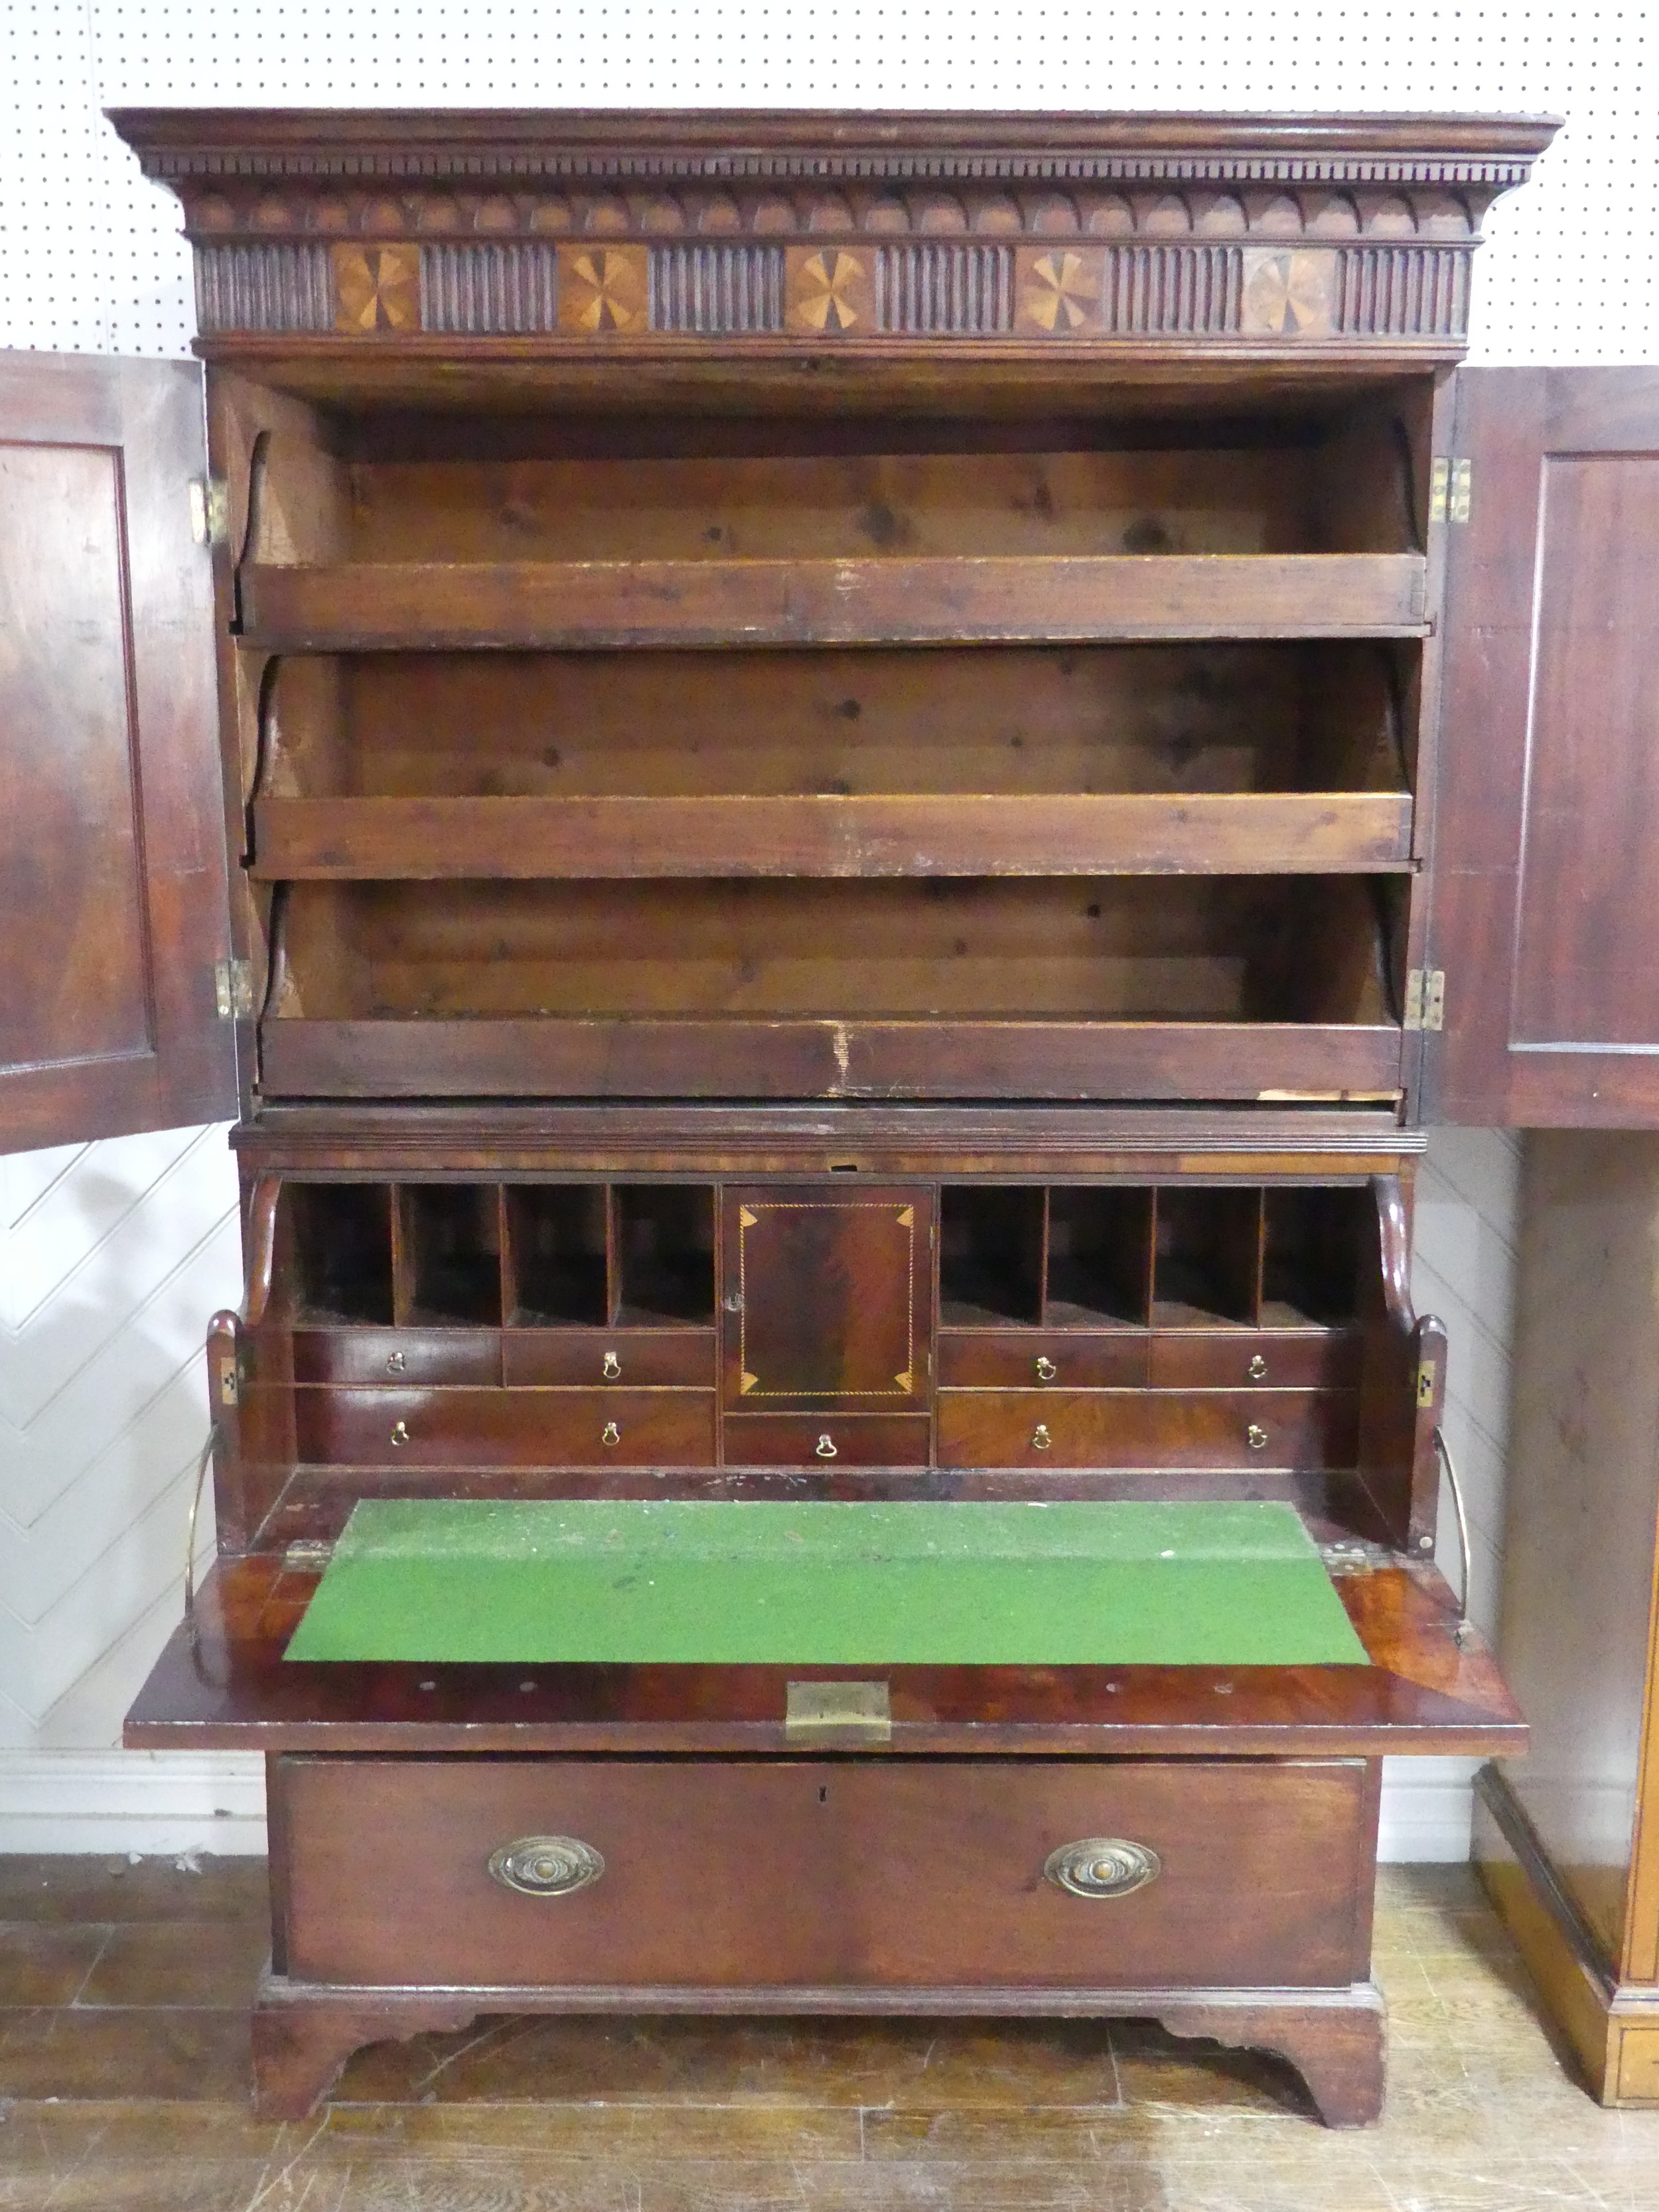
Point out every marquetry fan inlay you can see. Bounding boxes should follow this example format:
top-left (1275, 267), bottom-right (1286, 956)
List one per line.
top-left (331, 244), bottom-right (421, 332)
top-left (558, 246), bottom-right (648, 334)
top-left (1240, 249), bottom-right (1338, 338)
top-left (1017, 248), bottom-right (1102, 334)
top-left (786, 248), bottom-right (873, 334)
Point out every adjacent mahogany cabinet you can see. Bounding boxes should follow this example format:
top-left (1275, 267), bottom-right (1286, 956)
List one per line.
top-left (1473, 1140), bottom-right (1659, 2104)
top-left (1, 107), bottom-right (1593, 2124)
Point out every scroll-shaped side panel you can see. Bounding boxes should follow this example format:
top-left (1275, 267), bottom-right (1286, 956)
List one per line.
top-left (1354, 1173), bottom-right (1443, 1554)
top-left (222, 1177), bottom-right (296, 1554)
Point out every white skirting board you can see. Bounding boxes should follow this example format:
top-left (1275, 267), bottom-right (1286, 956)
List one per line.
top-left (0, 1752), bottom-right (267, 1856)
top-left (0, 1751), bottom-right (1476, 1862)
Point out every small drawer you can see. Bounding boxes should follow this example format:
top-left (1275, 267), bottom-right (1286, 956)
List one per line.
top-left (938, 1389), bottom-right (1358, 1470)
top-left (1149, 1332), bottom-right (1360, 1392)
top-left (504, 1328), bottom-right (715, 1389)
top-left (937, 1331), bottom-right (1148, 1390)
top-left (721, 1413), bottom-right (932, 1469)
top-left (275, 1753), bottom-right (1373, 1992)
top-left (293, 1386), bottom-right (715, 1468)
top-left (287, 1329), bottom-right (502, 1388)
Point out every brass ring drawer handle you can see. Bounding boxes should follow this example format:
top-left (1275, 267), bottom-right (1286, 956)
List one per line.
top-left (816, 1434), bottom-right (837, 1459)
top-left (390, 1419), bottom-right (410, 1447)
top-left (601, 1350), bottom-right (621, 1380)
top-left (386, 1350), bottom-right (407, 1375)
top-left (1032, 1423), bottom-right (1052, 1451)
top-left (487, 1835), bottom-right (605, 1897)
top-left (1035, 1355), bottom-right (1058, 1382)
top-left (1248, 1353), bottom-right (1268, 1381)
top-left (1247, 1423), bottom-right (1269, 1451)
top-left (1044, 1838), bottom-right (1161, 1899)
top-left (601, 1422), bottom-right (621, 1447)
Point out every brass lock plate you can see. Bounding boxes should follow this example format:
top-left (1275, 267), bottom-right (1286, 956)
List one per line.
top-left (784, 1679), bottom-right (892, 1742)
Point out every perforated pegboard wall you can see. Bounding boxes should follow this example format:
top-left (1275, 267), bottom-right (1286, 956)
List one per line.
top-left (0, 1), bottom-right (1655, 363)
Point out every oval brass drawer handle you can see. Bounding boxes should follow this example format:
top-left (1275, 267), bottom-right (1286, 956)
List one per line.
top-left (1044, 1837), bottom-right (1161, 1899)
top-left (816, 1434), bottom-right (837, 1459)
top-left (601, 1421), bottom-right (621, 1447)
top-left (487, 1835), bottom-right (605, 1897)
top-left (1035, 1355), bottom-right (1058, 1382)
top-left (1031, 1423), bottom-right (1052, 1451)
top-left (386, 1349), bottom-right (407, 1375)
top-left (390, 1419), bottom-right (410, 1447)
top-left (601, 1350), bottom-right (621, 1380)
top-left (1248, 1353), bottom-right (1268, 1381)
top-left (1247, 1423), bottom-right (1269, 1451)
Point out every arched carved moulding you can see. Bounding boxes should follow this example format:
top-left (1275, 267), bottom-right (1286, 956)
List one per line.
top-left (125, 107), bottom-right (1556, 354)
top-left (175, 177), bottom-right (1484, 245)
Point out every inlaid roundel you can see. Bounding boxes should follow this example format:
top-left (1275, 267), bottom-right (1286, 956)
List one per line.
top-left (722, 1188), bottom-right (934, 1410)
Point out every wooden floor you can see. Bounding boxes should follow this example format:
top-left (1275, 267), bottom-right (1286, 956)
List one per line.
top-left (1, 1856), bottom-right (1656, 2209)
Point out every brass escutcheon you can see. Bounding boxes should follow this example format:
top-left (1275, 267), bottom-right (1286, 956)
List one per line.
top-left (1044, 1837), bottom-right (1161, 1899)
top-left (1035, 1355), bottom-right (1058, 1382)
top-left (487, 1835), bottom-right (605, 1897)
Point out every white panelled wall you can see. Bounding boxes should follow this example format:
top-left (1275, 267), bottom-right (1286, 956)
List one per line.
top-left (1, 0), bottom-right (1652, 1856)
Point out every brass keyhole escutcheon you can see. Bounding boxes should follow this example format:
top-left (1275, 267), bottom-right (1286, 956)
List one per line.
top-left (390, 1420), bottom-right (410, 1447)
top-left (601, 1421), bottom-right (621, 1447)
top-left (1248, 1353), bottom-right (1268, 1381)
top-left (1247, 1423), bottom-right (1268, 1451)
top-left (816, 1434), bottom-right (837, 1459)
top-left (386, 1349), bottom-right (407, 1375)
top-left (1032, 1423), bottom-right (1052, 1451)
top-left (601, 1350), bottom-right (622, 1380)
top-left (1035, 1355), bottom-right (1058, 1382)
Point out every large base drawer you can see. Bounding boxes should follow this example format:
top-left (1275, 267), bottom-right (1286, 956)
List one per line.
top-left (274, 1753), bottom-right (1375, 1992)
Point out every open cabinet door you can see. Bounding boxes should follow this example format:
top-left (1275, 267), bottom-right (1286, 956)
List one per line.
top-left (0, 352), bottom-right (236, 1152)
top-left (1429, 366), bottom-right (1659, 1124)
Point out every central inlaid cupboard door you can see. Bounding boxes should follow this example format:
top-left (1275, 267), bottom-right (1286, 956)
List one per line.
top-left (721, 1187), bottom-right (934, 1412)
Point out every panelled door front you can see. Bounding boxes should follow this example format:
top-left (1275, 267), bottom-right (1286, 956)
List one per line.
top-left (1430, 367), bottom-right (1659, 1125)
top-left (0, 352), bottom-right (236, 1152)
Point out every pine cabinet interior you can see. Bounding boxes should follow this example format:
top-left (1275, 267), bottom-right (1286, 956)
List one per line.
top-left (71, 107), bottom-right (1564, 2124)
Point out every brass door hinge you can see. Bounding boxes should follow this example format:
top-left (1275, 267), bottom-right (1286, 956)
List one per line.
top-left (1428, 457), bottom-right (1472, 525)
top-left (214, 958), bottom-right (255, 1019)
top-left (1404, 968), bottom-right (1445, 1031)
top-left (1416, 1357), bottom-right (1439, 1408)
top-left (188, 476), bottom-right (230, 548)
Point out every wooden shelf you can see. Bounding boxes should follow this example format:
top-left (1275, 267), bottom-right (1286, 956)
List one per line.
top-left (237, 553), bottom-right (1430, 652)
top-left (258, 1017), bottom-right (1404, 1104)
top-left (251, 791), bottom-right (1415, 881)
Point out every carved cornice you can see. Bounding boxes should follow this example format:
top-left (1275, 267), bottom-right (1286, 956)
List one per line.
top-left (109, 109), bottom-right (1557, 356)
top-left (109, 107), bottom-right (1561, 184)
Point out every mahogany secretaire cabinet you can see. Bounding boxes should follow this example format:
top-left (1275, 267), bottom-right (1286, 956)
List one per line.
top-left (10, 105), bottom-right (1622, 2126)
